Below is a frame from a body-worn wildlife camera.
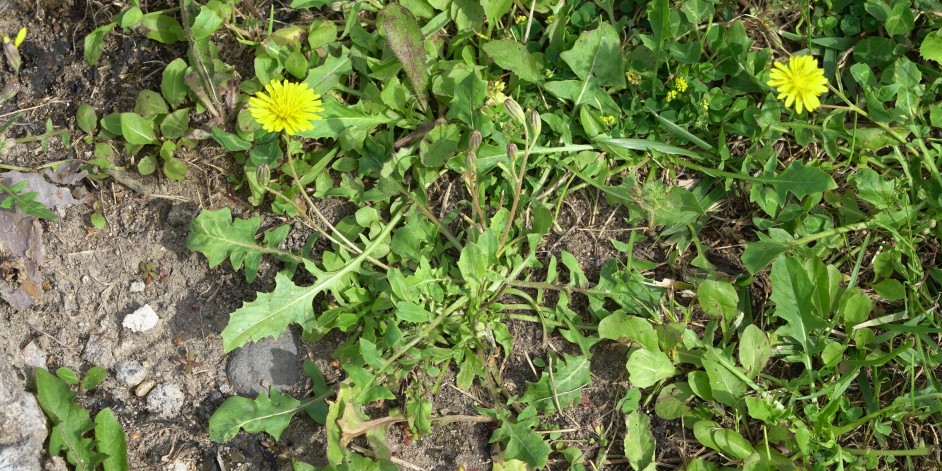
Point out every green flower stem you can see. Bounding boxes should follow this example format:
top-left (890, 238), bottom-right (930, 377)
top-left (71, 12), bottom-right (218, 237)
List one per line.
top-left (13, 128), bottom-right (68, 145)
top-left (843, 447), bottom-right (932, 457)
top-left (833, 393), bottom-right (942, 437)
top-left (387, 177), bottom-right (464, 251)
top-left (282, 142), bottom-right (392, 271)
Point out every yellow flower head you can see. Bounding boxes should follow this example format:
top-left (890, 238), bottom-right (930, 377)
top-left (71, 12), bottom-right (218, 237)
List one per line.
top-left (767, 55), bottom-right (829, 114)
top-left (665, 90), bottom-right (679, 103)
top-left (673, 76), bottom-right (688, 93)
top-left (515, 15), bottom-right (528, 25)
top-left (601, 115), bottom-right (616, 126)
top-left (248, 79), bottom-right (323, 135)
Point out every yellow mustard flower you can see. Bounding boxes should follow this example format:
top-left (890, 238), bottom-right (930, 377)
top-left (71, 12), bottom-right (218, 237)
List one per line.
top-left (601, 115), bottom-right (616, 126)
top-left (515, 15), bottom-right (528, 25)
top-left (673, 76), bottom-right (688, 93)
top-left (767, 55), bottom-right (829, 114)
top-left (625, 70), bottom-right (642, 86)
top-left (248, 79), bottom-right (324, 135)
top-left (665, 90), bottom-right (679, 103)
top-left (546, 15), bottom-right (556, 23)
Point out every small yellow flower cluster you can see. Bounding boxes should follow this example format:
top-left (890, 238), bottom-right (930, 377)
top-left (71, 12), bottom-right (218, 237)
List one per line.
top-left (601, 115), bottom-right (616, 126)
top-left (665, 75), bottom-right (688, 103)
top-left (700, 98), bottom-right (709, 111)
top-left (515, 15), bottom-right (528, 25)
top-left (546, 15), bottom-right (556, 23)
top-left (625, 70), bottom-right (642, 86)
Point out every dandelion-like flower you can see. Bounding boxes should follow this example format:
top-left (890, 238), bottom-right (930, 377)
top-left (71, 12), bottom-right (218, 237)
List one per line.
top-left (767, 56), bottom-right (829, 114)
top-left (248, 79), bottom-right (323, 135)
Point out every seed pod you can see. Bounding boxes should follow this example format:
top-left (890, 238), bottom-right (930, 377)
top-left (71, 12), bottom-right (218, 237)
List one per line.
top-left (256, 164), bottom-right (271, 191)
top-left (503, 98), bottom-right (525, 125)
top-left (0, 82), bottom-right (18, 102)
top-left (468, 130), bottom-right (482, 152)
top-left (527, 110), bottom-right (541, 139)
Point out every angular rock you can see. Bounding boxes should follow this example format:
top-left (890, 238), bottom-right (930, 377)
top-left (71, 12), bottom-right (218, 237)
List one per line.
top-left (0, 354), bottom-right (47, 471)
top-left (81, 334), bottom-right (115, 368)
top-left (122, 304), bottom-right (159, 332)
top-left (226, 331), bottom-right (301, 396)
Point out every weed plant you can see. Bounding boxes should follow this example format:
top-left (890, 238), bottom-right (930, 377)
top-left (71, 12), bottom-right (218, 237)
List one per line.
top-left (70, 0), bottom-right (942, 469)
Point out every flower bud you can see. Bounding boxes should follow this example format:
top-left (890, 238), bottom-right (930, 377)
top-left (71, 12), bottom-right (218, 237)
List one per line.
top-left (468, 130), bottom-right (482, 152)
top-left (503, 98), bottom-right (525, 126)
top-left (506, 143), bottom-right (518, 162)
top-left (466, 150), bottom-right (477, 172)
top-left (527, 110), bottom-right (541, 139)
top-left (3, 43), bottom-right (21, 73)
top-left (256, 164), bottom-right (271, 191)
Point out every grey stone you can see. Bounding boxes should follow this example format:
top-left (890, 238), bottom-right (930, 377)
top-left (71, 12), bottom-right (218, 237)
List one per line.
top-left (81, 334), bottom-right (115, 368)
top-left (20, 341), bottom-right (47, 370)
top-left (146, 383), bottom-right (184, 417)
top-left (226, 331), bottom-right (301, 396)
top-left (115, 361), bottom-right (147, 387)
top-left (43, 457), bottom-right (68, 471)
top-left (0, 354), bottom-right (47, 471)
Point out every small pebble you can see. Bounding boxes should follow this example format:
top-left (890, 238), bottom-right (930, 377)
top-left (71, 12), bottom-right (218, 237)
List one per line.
top-left (146, 383), bottom-right (184, 417)
top-left (80, 275), bottom-right (90, 284)
top-left (134, 380), bottom-right (156, 397)
top-left (261, 379), bottom-right (271, 388)
top-left (122, 304), bottom-right (159, 332)
top-left (219, 383), bottom-right (230, 394)
top-left (129, 281), bottom-right (146, 293)
top-left (115, 361), bottom-right (147, 387)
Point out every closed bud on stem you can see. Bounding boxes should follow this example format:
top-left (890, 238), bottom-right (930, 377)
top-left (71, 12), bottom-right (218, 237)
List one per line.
top-left (256, 164), bottom-right (271, 191)
top-left (527, 110), bottom-right (541, 139)
top-left (466, 150), bottom-right (477, 172)
top-left (468, 130), bottom-right (482, 152)
top-left (506, 143), bottom-right (518, 163)
top-left (503, 98), bottom-right (525, 126)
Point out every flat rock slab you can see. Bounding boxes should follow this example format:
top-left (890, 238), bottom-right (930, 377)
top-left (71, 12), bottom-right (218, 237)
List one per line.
top-left (0, 355), bottom-right (47, 471)
top-left (226, 331), bottom-right (301, 396)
